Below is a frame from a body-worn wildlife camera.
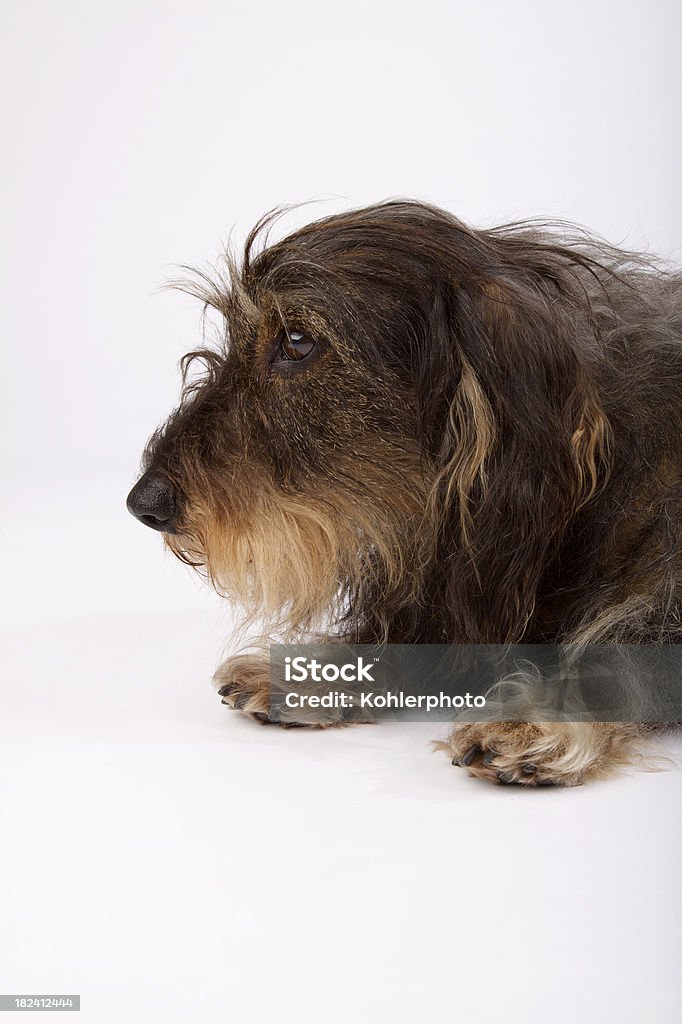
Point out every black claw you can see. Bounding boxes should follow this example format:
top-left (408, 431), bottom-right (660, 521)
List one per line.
top-left (482, 748), bottom-right (499, 765)
top-left (521, 763), bottom-right (538, 775)
top-left (497, 771), bottom-right (517, 785)
top-left (461, 744), bottom-right (482, 767)
top-left (253, 712), bottom-right (270, 724)
top-left (220, 698), bottom-right (233, 706)
top-left (218, 683), bottom-right (237, 697)
top-left (451, 757), bottom-right (461, 767)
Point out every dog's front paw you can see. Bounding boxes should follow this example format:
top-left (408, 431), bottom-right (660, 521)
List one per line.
top-left (214, 653), bottom-right (313, 727)
top-left (214, 652), bottom-right (364, 728)
top-left (214, 654), bottom-right (278, 725)
top-left (443, 721), bottom-right (643, 787)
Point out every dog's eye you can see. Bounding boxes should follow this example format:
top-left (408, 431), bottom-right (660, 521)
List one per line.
top-left (276, 328), bottom-right (316, 362)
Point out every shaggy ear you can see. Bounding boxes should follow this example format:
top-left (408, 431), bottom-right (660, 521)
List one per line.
top-left (425, 275), bottom-right (611, 643)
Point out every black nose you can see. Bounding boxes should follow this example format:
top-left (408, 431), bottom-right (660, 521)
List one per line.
top-left (126, 472), bottom-right (178, 532)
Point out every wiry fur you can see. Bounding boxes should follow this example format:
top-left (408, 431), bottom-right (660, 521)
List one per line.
top-left (134, 200), bottom-right (682, 786)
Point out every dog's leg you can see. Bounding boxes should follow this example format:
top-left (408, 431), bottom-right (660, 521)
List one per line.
top-left (444, 721), bottom-right (654, 786)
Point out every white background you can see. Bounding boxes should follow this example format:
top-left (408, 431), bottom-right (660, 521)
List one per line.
top-left (1, 2), bottom-right (681, 1022)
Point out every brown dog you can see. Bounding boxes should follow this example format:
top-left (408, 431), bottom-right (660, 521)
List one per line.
top-left (127, 201), bottom-right (681, 786)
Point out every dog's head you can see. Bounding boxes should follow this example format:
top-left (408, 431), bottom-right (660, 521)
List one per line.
top-left (127, 201), bottom-right (611, 641)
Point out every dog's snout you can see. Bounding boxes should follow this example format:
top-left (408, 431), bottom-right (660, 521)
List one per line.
top-left (126, 472), bottom-right (178, 533)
